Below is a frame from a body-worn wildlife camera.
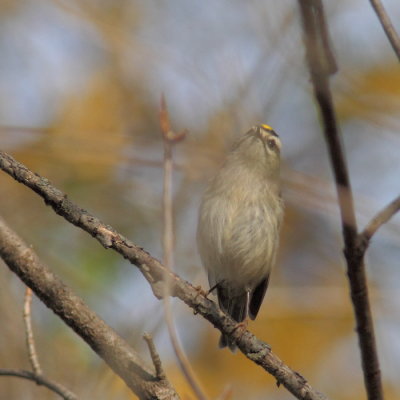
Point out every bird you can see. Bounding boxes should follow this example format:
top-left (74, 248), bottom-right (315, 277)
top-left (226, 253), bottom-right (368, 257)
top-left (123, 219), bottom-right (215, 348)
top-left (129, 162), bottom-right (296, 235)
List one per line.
top-left (197, 124), bottom-right (283, 351)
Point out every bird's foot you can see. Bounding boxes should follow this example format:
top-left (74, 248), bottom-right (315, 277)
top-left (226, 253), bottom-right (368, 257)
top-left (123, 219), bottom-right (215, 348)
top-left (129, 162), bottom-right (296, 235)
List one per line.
top-left (192, 284), bottom-right (218, 314)
top-left (192, 286), bottom-right (212, 314)
top-left (232, 319), bottom-right (249, 338)
top-left (193, 285), bottom-right (209, 299)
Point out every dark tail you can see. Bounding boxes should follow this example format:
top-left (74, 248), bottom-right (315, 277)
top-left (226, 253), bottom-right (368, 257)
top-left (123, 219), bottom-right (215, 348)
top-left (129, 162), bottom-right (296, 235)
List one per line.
top-left (219, 334), bottom-right (238, 352)
top-left (217, 287), bottom-right (248, 352)
top-left (216, 276), bottom-right (270, 352)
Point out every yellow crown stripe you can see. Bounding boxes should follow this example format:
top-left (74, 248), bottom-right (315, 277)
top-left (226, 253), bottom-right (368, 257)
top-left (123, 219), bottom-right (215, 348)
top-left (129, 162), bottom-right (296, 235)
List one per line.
top-left (261, 124), bottom-right (273, 131)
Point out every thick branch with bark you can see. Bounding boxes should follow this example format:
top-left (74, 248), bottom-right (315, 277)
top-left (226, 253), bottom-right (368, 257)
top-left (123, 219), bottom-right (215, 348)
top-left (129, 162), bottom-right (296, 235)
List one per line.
top-left (0, 216), bottom-right (179, 400)
top-left (0, 150), bottom-right (328, 400)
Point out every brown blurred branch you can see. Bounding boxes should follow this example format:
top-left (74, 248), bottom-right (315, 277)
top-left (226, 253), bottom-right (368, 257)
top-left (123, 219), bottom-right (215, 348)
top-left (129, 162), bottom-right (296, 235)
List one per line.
top-left (298, 1), bottom-right (384, 400)
top-left (0, 150), bottom-right (328, 400)
top-left (0, 369), bottom-right (77, 400)
top-left (0, 216), bottom-right (179, 400)
top-left (369, 0), bottom-right (400, 61)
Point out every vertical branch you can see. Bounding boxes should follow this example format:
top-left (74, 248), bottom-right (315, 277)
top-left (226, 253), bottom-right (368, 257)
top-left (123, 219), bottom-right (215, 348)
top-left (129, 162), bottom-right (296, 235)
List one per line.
top-left (160, 94), bottom-right (178, 271)
top-left (159, 96), bottom-right (208, 400)
top-left (298, 2), bottom-right (384, 400)
top-left (298, 0), bottom-right (357, 247)
top-left (162, 138), bottom-right (174, 270)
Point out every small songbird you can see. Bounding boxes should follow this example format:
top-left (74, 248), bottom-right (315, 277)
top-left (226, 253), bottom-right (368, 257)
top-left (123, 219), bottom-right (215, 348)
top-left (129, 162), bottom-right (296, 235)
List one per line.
top-left (197, 124), bottom-right (283, 351)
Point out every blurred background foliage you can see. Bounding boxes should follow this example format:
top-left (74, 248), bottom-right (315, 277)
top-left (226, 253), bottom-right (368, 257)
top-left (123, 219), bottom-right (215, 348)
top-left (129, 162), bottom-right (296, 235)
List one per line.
top-left (0, 0), bottom-right (399, 399)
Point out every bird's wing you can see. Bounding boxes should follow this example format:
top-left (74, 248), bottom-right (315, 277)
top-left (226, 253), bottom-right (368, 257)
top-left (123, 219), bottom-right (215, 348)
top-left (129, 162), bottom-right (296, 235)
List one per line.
top-left (249, 275), bottom-right (270, 320)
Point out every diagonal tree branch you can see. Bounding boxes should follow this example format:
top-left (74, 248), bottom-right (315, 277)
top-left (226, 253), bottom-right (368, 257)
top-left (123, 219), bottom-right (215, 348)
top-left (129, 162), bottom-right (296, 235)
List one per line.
top-left (369, 0), bottom-right (400, 61)
top-left (0, 150), bottom-right (328, 400)
top-left (360, 195), bottom-right (400, 246)
top-left (298, 1), bottom-right (384, 400)
top-left (0, 215), bottom-right (179, 400)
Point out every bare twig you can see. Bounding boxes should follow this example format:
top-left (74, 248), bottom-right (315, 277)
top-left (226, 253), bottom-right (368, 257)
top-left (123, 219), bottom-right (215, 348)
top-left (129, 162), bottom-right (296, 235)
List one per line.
top-left (360, 195), bottom-right (400, 245)
top-left (0, 216), bottom-right (179, 400)
top-left (159, 96), bottom-right (208, 400)
top-left (23, 288), bottom-right (42, 376)
top-left (298, 1), bottom-right (384, 400)
top-left (369, 0), bottom-right (400, 61)
top-left (21, 288), bottom-right (77, 398)
top-left (160, 94), bottom-right (187, 272)
top-left (143, 333), bottom-right (166, 380)
top-left (0, 150), bottom-right (328, 400)
top-left (0, 369), bottom-right (77, 400)
top-left (160, 93), bottom-right (186, 272)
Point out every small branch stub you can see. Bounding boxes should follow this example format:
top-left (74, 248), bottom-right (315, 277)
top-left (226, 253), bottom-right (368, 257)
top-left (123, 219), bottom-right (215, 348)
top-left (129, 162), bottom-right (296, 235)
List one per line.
top-left (360, 195), bottom-right (400, 245)
top-left (143, 333), bottom-right (166, 380)
top-left (160, 94), bottom-right (187, 144)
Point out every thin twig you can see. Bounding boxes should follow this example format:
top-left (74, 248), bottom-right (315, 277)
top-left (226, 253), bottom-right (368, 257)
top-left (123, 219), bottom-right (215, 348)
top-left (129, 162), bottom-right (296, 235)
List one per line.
top-left (23, 287), bottom-right (42, 376)
top-left (143, 333), bottom-right (166, 380)
top-left (298, 1), bottom-right (384, 400)
top-left (159, 96), bottom-right (208, 400)
top-left (360, 195), bottom-right (400, 244)
top-left (160, 94), bottom-right (174, 272)
top-left (22, 288), bottom-right (77, 398)
top-left (369, 0), bottom-right (400, 61)
top-left (0, 150), bottom-right (328, 400)
top-left (0, 369), bottom-right (77, 400)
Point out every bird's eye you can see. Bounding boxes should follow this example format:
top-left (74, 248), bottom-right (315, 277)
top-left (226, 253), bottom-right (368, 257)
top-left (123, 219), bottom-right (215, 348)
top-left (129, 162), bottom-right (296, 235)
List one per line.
top-left (267, 139), bottom-right (276, 149)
